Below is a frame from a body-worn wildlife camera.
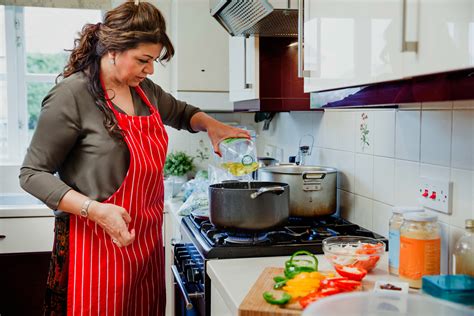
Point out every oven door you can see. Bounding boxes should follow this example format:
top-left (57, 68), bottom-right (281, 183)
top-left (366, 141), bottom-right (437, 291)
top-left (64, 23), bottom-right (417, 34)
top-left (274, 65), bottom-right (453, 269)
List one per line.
top-left (172, 244), bottom-right (206, 316)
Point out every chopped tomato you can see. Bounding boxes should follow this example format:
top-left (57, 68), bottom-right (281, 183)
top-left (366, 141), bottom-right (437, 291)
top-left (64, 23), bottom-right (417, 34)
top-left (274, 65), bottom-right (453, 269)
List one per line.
top-left (352, 255), bottom-right (380, 271)
top-left (335, 265), bottom-right (367, 281)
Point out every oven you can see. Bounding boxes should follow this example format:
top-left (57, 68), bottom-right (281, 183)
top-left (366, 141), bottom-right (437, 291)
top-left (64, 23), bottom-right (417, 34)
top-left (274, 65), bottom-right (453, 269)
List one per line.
top-left (171, 243), bottom-right (206, 316)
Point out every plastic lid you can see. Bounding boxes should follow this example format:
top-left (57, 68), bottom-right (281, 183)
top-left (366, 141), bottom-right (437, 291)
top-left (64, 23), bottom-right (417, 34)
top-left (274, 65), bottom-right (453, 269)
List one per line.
top-left (392, 206), bottom-right (425, 214)
top-left (403, 212), bottom-right (438, 222)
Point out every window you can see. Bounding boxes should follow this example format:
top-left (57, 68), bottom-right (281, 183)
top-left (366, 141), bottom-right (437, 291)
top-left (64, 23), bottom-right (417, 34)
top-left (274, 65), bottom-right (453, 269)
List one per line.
top-left (0, 5), bottom-right (102, 164)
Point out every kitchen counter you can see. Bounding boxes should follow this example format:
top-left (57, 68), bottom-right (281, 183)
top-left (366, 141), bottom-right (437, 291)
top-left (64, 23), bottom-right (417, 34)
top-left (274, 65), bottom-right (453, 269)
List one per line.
top-left (207, 253), bottom-right (407, 315)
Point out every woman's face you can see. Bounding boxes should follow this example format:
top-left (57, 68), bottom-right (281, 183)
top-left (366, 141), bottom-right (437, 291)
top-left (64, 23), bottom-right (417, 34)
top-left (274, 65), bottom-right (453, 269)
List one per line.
top-left (110, 43), bottom-right (163, 87)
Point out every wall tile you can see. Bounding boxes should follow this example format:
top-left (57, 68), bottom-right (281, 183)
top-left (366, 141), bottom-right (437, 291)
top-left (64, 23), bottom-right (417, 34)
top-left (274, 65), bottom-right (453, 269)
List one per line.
top-left (420, 111), bottom-right (452, 167)
top-left (339, 190), bottom-right (355, 223)
top-left (394, 160), bottom-right (420, 206)
top-left (373, 157), bottom-right (395, 205)
top-left (354, 195), bottom-right (373, 230)
top-left (373, 110), bottom-right (396, 158)
top-left (313, 111), bottom-right (325, 149)
top-left (372, 201), bottom-right (392, 238)
top-left (396, 110), bottom-right (421, 161)
top-left (453, 100), bottom-right (474, 110)
top-left (332, 150), bottom-right (355, 192)
top-left (451, 110), bottom-right (474, 170)
top-left (355, 111), bottom-right (373, 154)
top-left (324, 110), bottom-right (355, 152)
top-left (354, 154), bottom-right (374, 198)
top-left (422, 101), bottom-right (452, 110)
top-left (450, 169), bottom-right (474, 229)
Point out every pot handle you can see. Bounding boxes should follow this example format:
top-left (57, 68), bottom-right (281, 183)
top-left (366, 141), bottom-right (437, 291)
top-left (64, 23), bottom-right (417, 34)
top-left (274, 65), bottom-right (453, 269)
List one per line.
top-left (302, 172), bottom-right (326, 180)
top-left (250, 186), bottom-right (285, 199)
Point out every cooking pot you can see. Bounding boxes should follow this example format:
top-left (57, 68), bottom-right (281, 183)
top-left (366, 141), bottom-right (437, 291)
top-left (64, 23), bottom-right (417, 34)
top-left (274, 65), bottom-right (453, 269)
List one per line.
top-left (209, 181), bottom-right (289, 231)
top-left (252, 157), bottom-right (279, 180)
top-left (258, 165), bottom-right (337, 217)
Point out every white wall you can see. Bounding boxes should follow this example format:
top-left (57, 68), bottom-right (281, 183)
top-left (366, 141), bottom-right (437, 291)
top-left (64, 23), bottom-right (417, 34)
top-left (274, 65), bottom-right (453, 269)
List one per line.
top-left (251, 100), bottom-right (474, 275)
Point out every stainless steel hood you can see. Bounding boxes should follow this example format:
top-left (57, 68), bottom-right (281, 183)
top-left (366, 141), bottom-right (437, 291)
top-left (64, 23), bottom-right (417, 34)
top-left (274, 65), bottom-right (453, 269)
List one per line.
top-left (210, 0), bottom-right (298, 37)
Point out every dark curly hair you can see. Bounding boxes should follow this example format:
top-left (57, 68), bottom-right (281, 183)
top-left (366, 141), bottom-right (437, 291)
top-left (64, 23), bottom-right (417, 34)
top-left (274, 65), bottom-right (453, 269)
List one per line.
top-left (59, 0), bottom-right (174, 141)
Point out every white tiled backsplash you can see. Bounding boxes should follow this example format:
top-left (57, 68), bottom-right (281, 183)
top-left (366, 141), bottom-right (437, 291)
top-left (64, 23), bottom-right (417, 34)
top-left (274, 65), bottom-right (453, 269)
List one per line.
top-left (247, 100), bottom-right (474, 275)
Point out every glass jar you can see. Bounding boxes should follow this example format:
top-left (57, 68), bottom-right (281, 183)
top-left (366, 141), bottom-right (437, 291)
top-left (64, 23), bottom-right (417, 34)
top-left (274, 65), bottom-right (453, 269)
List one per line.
top-left (452, 219), bottom-right (474, 276)
top-left (388, 207), bottom-right (424, 276)
top-left (399, 213), bottom-right (440, 289)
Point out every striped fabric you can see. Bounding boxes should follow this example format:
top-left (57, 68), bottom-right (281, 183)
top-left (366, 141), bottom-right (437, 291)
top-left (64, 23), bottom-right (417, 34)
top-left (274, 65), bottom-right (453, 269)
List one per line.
top-left (67, 83), bottom-right (169, 315)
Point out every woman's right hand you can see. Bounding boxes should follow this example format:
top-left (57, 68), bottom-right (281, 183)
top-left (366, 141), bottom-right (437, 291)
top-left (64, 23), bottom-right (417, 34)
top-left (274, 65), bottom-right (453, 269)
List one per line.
top-left (88, 202), bottom-right (136, 247)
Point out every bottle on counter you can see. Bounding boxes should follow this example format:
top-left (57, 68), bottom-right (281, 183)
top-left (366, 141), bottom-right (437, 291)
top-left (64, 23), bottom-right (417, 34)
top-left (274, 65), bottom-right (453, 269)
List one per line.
top-left (452, 219), bottom-right (474, 277)
top-left (388, 207), bottom-right (424, 276)
top-left (399, 213), bottom-right (440, 289)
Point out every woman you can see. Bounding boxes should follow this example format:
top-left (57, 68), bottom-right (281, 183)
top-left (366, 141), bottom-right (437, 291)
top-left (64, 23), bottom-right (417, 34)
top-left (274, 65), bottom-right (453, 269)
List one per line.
top-left (19, 1), bottom-right (249, 315)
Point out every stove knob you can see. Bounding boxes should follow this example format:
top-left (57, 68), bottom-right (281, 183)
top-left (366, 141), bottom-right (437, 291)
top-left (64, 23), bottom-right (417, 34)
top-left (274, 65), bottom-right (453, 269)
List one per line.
top-left (181, 259), bottom-right (194, 272)
top-left (176, 254), bottom-right (191, 265)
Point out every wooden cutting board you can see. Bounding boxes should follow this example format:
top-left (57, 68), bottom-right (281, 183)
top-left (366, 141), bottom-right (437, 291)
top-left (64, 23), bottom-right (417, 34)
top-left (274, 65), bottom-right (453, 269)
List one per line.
top-left (238, 267), bottom-right (302, 316)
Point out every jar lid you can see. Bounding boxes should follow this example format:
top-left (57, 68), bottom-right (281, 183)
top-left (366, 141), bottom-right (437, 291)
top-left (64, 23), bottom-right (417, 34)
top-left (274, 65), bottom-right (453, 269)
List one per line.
top-left (403, 212), bottom-right (438, 222)
top-left (466, 219), bottom-right (474, 229)
top-left (392, 206), bottom-right (425, 214)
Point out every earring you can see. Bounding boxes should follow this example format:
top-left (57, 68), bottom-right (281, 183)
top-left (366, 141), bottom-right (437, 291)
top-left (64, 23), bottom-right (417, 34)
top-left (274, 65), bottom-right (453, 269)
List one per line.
top-left (109, 58), bottom-right (115, 65)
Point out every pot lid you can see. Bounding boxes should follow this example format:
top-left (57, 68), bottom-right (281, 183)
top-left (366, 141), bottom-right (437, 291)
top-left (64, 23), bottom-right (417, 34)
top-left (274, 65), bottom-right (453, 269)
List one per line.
top-left (259, 165), bottom-right (337, 175)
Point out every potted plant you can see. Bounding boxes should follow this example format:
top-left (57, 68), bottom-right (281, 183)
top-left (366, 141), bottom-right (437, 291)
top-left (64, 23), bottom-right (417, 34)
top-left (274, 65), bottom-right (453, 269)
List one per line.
top-left (164, 151), bottom-right (195, 197)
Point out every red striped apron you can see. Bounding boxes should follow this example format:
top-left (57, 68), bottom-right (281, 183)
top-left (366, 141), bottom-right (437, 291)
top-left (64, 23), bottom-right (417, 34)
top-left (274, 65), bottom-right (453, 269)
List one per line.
top-left (67, 82), bottom-right (169, 315)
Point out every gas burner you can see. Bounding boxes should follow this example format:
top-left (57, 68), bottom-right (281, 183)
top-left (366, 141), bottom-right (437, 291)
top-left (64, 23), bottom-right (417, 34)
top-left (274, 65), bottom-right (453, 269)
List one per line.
top-left (225, 232), bottom-right (268, 245)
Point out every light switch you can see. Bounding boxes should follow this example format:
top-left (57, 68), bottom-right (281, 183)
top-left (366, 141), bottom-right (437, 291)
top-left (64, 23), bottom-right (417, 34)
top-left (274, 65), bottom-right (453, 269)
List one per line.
top-left (418, 176), bottom-right (452, 214)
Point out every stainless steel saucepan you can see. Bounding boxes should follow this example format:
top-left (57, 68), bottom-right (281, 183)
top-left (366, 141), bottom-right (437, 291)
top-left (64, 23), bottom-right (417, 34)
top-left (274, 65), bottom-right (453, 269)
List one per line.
top-left (209, 181), bottom-right (289, 231)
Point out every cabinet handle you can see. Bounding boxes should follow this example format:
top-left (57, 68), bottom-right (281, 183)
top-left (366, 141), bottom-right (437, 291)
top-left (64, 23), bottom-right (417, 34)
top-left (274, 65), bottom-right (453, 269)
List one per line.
top-left (401, 0), bottom-right (418, 53)
top-left (298, 0), bottom-right (310, 78)
top-left (0, 235), bottom-right (5, 240)
top-left (243, 36), bottom-right (253, 89)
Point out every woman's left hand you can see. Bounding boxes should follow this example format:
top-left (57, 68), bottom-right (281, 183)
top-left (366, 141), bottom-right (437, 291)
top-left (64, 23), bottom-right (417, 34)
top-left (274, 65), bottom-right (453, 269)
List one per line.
top-left (206, 120), bottom-right (251, 156)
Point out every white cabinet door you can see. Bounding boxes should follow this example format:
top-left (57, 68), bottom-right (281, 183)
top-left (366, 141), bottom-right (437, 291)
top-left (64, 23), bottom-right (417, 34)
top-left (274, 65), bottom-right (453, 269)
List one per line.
top-left (173, 0), bottom-right (232, 111)
top-left (403, 0), bottom-right (474, 77)
top-left (304, 0), bottom-right (405, 92)
top-left (229, 36), bottom-right (260, 102)
top-left (0, 217), bottom-right (54, 253)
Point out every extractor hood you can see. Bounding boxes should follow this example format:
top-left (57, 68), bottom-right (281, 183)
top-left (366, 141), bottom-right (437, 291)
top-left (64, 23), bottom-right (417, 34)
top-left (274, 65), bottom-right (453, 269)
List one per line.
top-left (210, 0), bottom-right (299, 37)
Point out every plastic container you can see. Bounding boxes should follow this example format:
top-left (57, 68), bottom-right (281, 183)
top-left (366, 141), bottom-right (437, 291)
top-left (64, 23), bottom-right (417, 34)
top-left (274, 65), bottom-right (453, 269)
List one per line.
top-left (301, 291), bottom-right (474, 316)
top-left (388, 207), bottom-right (424, 276)
top-left (452, 219), bottom-right (474, 277)
top-left (422, 274), bottom-right (474, 306)
top-left (373, 280), bottom-right (409, 294)
top-left (217, 137), bottom-right (257, 177)
top-left (322, 236), bottom-right (385, 272)
top-left (399, 213), bottom-right (440, 289)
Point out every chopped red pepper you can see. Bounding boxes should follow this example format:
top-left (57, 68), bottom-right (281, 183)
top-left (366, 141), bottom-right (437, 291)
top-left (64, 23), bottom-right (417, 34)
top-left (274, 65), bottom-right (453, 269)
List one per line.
top-left (334, 265), bottom-right (367, 281)
top-left (332, 279), bottom-right (361, 291)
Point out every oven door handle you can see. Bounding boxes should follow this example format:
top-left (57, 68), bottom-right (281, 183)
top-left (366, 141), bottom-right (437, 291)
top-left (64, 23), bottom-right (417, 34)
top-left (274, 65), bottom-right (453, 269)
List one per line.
top-left (171, 264), bottom-right (194, 310)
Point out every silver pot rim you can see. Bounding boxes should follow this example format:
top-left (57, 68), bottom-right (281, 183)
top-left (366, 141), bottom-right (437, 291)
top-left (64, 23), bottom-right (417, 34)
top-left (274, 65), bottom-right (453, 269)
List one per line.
top-left (259, 165), bottom-right (337, 175)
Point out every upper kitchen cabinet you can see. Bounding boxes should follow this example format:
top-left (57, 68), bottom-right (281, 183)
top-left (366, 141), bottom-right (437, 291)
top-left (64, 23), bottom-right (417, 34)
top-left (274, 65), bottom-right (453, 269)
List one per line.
top-left (228, 36), bottom-right (259, 103)
top-left (403, 0), bottom-right (474, 77)
top-left (303, 0), bottom-right (405, 92)
top-left (171, 0), bottom-right (232, 111)
top-left (303, 0), bottom-right (474, 93)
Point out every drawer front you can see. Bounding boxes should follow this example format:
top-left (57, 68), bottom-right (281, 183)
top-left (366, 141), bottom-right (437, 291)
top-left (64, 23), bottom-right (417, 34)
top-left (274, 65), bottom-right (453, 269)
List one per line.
top-left (0, 217), bottom-right (55, 253)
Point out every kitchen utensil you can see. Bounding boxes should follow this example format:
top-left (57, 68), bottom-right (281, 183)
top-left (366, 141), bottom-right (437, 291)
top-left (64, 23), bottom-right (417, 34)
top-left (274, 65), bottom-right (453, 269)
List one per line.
top-left (209, 181), bottom-right (289, 231)
top-left (322, 236), bottom-right (386, 272)
top-left (258, 165), bottom-right (337, 217)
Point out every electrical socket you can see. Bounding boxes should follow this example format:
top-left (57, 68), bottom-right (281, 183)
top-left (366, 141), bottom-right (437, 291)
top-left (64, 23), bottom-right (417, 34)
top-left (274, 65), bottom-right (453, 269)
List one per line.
top-left (418, 176), bottom-right (453, 214)
top-left (263, 144), bottom-right (276, 158)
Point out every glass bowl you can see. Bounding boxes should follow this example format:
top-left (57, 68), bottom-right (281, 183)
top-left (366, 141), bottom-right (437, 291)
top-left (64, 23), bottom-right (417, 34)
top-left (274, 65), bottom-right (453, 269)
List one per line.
top-left (322, 236), bottom-right (385, 272)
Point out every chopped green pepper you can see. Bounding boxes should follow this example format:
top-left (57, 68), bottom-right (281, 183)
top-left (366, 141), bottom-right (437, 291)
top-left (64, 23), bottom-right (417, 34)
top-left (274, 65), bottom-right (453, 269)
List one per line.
top-left (263, 291), bottom-right (292, 305)
top-left (273, 275), bottom-right (287, 283)
top-left (284, 250), bottom-right (318, 279)
top-left (273, 280), bottom-right (287, 289)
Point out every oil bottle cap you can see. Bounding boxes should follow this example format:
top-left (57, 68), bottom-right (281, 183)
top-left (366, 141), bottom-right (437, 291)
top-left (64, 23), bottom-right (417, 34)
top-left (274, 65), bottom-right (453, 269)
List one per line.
top-left (466, 219), bottom-right (474, 229)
